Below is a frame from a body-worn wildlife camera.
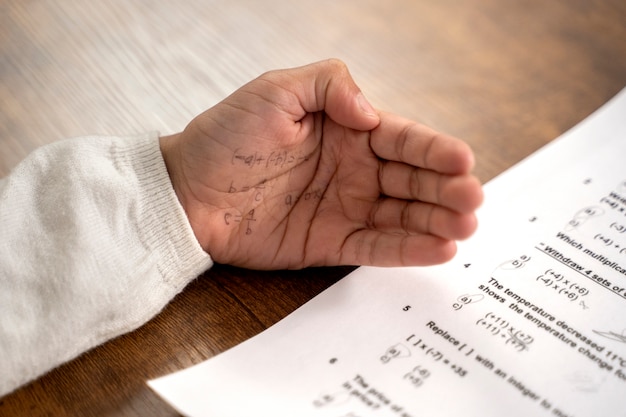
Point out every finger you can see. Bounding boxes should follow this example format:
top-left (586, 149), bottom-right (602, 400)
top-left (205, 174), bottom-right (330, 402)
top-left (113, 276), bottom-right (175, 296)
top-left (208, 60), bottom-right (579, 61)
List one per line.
top-left (368, 198), bottom-right (478, 241)
top-left (371, 112), bottom-right (475, 175)
top-left (378, 160), bottom-right (484, 213)
top-left (340, 230), bottom-right (457, 267)
top-left (260, 59), bottom-right (381, 131)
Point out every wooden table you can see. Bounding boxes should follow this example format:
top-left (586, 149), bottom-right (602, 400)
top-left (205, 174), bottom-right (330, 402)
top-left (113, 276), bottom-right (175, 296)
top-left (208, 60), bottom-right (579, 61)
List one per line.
top-left (1, 0), bottom-right (625, 415)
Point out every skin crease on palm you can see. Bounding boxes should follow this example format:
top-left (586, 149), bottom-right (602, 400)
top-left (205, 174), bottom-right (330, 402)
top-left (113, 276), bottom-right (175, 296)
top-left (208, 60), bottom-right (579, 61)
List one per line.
top-left (159, 59), bottom-right (483, 270)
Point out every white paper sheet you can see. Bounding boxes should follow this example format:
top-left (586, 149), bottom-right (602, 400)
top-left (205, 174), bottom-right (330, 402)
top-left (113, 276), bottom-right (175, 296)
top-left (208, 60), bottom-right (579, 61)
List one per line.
top-left (149, 88), bottom-right (626, 417)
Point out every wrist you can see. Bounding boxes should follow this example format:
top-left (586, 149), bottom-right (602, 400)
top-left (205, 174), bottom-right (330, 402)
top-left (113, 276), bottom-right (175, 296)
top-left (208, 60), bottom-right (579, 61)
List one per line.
top-left (159, 133), bottom-right (218, 253)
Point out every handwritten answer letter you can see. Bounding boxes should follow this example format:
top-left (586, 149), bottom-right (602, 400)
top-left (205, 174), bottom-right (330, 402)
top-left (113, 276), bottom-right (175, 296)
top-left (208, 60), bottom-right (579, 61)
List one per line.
top-left (149, 88), bottom-right (626, 417)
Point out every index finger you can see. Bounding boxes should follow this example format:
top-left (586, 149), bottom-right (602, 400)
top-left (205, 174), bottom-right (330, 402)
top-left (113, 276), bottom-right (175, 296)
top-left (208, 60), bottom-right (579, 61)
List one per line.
top-left (370, 112), bottom-right (475, 175)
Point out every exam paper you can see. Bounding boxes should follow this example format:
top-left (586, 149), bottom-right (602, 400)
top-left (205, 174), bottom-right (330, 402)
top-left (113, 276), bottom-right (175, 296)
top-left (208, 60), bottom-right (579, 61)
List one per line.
top-left (149, 88), bottom-right (626, 417)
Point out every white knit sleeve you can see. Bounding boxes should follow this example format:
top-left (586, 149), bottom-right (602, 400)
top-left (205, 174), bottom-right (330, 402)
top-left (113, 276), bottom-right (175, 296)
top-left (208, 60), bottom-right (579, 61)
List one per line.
top-left (0, 133), bottom-right (213, 397)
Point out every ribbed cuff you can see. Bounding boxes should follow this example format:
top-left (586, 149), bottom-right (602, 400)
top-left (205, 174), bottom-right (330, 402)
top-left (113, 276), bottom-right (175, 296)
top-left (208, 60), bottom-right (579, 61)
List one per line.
top-left (112, 132), bottom-right (213, 291)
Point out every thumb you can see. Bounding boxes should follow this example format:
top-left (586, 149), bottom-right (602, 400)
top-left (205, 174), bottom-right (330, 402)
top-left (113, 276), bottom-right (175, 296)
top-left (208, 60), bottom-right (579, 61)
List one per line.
top-left (266, 59), bottom-right (381, 131)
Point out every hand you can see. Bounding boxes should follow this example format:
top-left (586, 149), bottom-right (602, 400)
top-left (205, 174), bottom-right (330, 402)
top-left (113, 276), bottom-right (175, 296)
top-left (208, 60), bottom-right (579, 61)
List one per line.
top-left (160, 59), bottom-right (483, 269)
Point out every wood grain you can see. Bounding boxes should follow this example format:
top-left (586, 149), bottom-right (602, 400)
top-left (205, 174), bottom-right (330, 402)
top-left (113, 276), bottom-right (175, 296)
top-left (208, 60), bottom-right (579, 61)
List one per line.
top-left (1, 0), bottom-right (625, 415)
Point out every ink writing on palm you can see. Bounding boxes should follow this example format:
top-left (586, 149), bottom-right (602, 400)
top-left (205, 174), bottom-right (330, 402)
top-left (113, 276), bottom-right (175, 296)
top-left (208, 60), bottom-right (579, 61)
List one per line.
top-left (161, 60), bottom-right (483, 269)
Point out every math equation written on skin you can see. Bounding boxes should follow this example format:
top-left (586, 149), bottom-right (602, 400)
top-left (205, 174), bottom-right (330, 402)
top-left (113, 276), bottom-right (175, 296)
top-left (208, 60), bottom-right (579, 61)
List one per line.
top-left (147, 90), bottom-right (626, 417)
top-left (221, 147), bottom-right (324, 235)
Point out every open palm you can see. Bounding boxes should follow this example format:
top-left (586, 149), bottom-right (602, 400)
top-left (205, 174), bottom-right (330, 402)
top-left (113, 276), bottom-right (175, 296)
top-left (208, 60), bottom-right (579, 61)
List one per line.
top-left (160, 60), bottom-right (483, 269)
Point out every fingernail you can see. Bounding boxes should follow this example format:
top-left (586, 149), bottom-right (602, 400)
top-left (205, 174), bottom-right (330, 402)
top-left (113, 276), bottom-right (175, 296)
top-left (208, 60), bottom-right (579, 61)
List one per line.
top-left (357, 92), bottom-right (377, 117)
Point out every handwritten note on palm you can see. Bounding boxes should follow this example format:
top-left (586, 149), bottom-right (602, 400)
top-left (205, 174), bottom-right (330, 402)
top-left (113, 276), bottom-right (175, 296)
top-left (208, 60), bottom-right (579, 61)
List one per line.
top-left (150, 89), bottom-right (626, 417)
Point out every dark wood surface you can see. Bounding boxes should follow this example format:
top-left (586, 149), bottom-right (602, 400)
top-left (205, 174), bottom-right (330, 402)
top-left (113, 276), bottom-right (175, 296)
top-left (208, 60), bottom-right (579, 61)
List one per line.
top-left (1, 0), bottom-right (625, 415)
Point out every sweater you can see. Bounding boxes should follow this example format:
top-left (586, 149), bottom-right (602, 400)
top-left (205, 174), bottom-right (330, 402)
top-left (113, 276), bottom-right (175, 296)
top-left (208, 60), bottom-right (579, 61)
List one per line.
top-left (0, 133), bottom-right (213, 397)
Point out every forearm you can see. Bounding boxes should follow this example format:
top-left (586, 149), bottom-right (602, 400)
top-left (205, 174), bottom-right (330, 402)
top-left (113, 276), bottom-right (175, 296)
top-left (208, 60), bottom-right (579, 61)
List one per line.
top-left (0, 133), bottom-right (212, 397)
